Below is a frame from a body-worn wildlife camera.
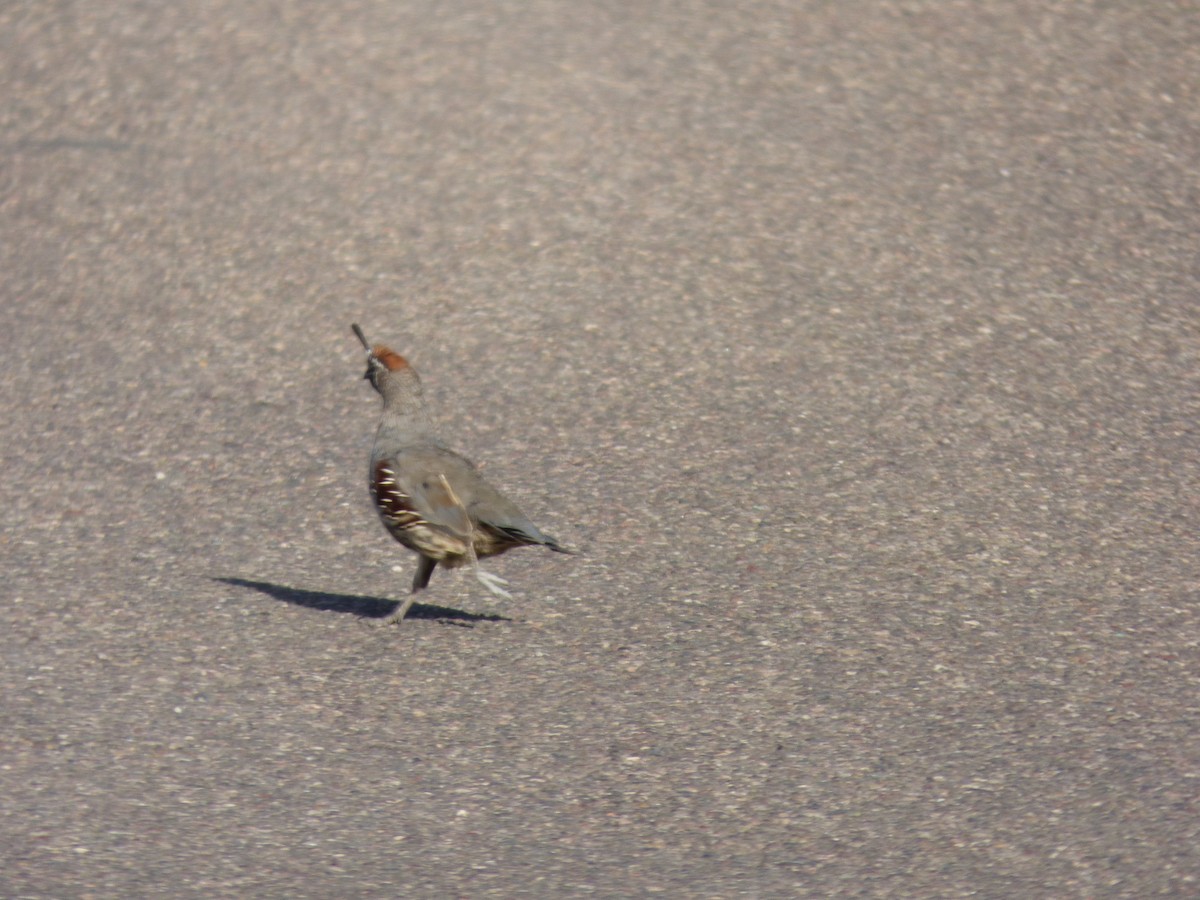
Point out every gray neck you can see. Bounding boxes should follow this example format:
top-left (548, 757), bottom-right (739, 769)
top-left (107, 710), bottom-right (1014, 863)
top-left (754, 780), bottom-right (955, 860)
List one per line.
top-left (375, 407), bottom-right (436, 445)
top-left (375, 370), bottom-right (437, 446)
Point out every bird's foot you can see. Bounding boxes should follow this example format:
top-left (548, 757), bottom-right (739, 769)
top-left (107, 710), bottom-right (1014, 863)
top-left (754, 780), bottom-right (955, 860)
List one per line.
top-left (370, 596), bottom-right (416, 627)
top-left (474, 567), bottom-right (512, 600)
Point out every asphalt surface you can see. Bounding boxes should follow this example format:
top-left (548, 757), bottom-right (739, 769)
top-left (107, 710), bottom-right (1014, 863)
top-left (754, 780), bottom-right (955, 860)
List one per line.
top-left (3, 1), bottom-right (1199, 896)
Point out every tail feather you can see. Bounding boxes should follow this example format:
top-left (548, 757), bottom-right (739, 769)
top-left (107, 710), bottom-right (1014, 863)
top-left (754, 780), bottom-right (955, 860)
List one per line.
top-left (544, 535), bottom-right (574, 554)
top-left (493, 523), bottom-right (574, 553)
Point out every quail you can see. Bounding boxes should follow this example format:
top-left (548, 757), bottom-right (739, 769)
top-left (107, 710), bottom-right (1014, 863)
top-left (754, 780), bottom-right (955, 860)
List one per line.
top-left (352, 323), bottom-right (570, 623)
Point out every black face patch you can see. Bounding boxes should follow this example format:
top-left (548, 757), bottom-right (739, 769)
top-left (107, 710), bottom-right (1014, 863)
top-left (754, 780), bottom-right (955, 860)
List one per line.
top-left (364, 356), bottom-right (386, 389)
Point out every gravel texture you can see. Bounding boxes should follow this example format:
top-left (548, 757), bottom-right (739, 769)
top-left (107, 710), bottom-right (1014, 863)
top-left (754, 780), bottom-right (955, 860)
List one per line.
top-left (3, 1), bottom-right (1199, 896)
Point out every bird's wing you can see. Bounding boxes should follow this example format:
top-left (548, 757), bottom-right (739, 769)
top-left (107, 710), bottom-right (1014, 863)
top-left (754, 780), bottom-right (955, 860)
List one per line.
top-left (391, 449), bottom-right (474, 539)
top-left (467, 480), bottom-right (572, 552)
top-left (393, 446), bottom-right (572, 552)
top-left (404, 474), bottom-right (473, 538)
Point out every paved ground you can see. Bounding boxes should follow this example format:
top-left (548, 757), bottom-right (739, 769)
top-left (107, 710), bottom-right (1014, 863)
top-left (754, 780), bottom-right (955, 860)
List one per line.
top-left (3, 1), bottom-right (1198, 896)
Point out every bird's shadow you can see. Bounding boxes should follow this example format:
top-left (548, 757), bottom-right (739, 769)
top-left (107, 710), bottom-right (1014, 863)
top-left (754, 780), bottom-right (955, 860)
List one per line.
top-left (214, 578), bottom-right (510, 626)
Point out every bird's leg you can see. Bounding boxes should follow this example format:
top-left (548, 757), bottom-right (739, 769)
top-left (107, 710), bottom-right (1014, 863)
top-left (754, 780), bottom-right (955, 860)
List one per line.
top-left (375, 553), bottom-right (438, 626)
top-left (438, 474), bottom-right (512, 600)
top-left (412, 554), bottom-right (437, 592)
top-left (473, 565), bottom-right (512, 599)
top-left (375, 595), bottom-right (417, 627)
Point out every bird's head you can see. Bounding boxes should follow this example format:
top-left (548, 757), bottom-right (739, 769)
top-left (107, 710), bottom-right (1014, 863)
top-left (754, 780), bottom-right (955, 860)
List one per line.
top-left (352, 323), bottom-right (413, 396)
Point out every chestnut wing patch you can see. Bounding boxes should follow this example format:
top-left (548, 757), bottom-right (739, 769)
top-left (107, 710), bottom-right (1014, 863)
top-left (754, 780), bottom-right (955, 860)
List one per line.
top-left (370, 460), bottom-right (471, 558)
top-left (371, 461), bottom-right (424, 531)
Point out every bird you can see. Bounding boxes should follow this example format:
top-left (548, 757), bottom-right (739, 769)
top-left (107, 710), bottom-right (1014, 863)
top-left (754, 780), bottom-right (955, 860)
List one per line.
top-left (351, 323), bottom-right (570, 623)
